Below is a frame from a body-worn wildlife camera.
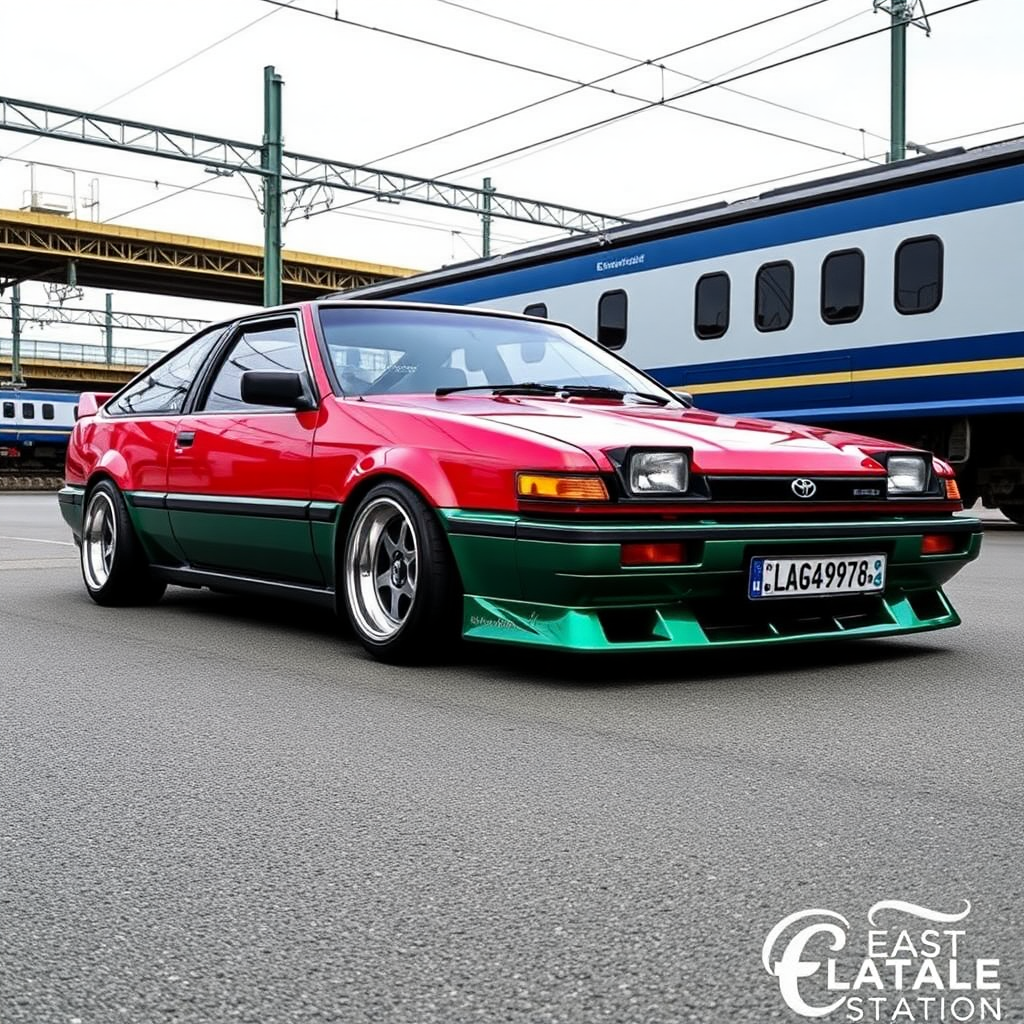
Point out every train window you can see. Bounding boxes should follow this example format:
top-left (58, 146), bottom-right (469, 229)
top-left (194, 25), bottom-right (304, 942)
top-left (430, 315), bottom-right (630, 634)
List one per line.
top-left (695, 272), bottom-right (730, 339)
top-left (22, 403), bottom-right (35, 419)
top-left (2, 402), bottom-right (13, 418)
top-left (821, 249), bottom-right (864, 324)
top-left (523, 303), bottom-right (548, 318)
top-left (755, 261), bottom-right (794, 332)
top-left (895, 235), bottom-right (943, 314)
top-left (42, 403), bottom-right (55, 420)
top-left (597, 290), bottom-right (628, 350)
top-left (107, 328), bottom-right (224, 416)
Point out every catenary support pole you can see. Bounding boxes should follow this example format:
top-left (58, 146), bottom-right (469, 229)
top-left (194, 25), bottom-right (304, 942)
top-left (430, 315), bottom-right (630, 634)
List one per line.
top-left (262, 66), bottom-right (284, 307)
top-left (105, 292), bottom-right (114, 365)
top-left (482, 177), bottom-right (495, 258)
top-left (889, 0), bottom-right (908, 162)
top-left (11, 283), bottom-right (23, 386)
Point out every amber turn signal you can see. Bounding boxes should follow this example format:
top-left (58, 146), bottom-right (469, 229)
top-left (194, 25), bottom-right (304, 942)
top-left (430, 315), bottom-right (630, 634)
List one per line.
top-left (516, 473), bottom-right (609, 501)
top-left (621, 542), bottom-right (687, 566)
top-left (944, 478), bottom-right (961, 500)
top-left (921, 534), bottom-right (957, 555)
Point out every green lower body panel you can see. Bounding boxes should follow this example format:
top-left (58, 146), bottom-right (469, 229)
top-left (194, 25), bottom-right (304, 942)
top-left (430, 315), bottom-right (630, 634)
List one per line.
top-left (442, 510), bottom-right (983, 652)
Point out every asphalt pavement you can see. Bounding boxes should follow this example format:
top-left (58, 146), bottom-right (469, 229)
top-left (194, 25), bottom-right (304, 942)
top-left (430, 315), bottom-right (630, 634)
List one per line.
top-left (1, 494), bottom-right (1022, 1024)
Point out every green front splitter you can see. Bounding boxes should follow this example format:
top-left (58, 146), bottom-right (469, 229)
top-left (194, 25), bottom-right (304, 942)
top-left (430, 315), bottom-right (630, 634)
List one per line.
top-left (443, 509), bottom-right (982, 652)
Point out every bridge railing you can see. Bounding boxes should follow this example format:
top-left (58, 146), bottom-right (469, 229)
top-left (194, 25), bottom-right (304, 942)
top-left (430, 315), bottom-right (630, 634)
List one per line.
top-left (0, 336), bottom-right (157, 368)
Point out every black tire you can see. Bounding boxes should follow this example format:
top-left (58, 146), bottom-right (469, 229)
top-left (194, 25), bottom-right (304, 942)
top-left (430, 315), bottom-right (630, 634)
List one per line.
top-left (80, 479), bottom-right (166, 607)
top-left (999, 505), bottom-right (1024, 525)
top-left (341, 480), bottom-right (461, 664)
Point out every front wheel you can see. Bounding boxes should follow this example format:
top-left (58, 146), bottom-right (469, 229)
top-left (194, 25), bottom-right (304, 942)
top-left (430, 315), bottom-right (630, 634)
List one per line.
top-left (81, 480), bottom-right (166, 607)
top-left (342, 481), bottom-right (461, 663)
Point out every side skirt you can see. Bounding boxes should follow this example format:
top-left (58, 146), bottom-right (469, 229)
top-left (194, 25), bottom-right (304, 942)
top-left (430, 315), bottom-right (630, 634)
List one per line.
top-left (151, 565), bottom-right (337, 611)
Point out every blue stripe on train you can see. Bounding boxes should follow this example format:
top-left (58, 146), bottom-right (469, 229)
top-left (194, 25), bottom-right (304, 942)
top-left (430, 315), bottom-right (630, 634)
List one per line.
top-left (392, 165), bottom-right (1024, 305)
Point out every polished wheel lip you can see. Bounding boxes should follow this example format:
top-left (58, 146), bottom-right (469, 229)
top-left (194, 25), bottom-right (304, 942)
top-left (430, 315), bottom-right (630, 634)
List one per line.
top-left (82, 490), bottom-right (117, 591)
top-left (345, 496), bottom-right (419, 642)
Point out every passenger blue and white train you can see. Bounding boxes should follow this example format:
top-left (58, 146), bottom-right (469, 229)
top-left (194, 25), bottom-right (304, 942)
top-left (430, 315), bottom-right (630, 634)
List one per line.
top-left (0, 389), bottom-right (78, 472)
top-left (343, 136), bottom-right (1024, 521)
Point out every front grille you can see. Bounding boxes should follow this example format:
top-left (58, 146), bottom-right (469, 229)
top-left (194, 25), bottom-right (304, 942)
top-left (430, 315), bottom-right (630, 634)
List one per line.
top-left (705, 475), bottom-right (888, 503)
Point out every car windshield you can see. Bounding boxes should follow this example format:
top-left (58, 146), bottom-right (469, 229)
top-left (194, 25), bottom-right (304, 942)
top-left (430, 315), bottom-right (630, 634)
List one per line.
top-left (318, 305), bottom-right (672, 400)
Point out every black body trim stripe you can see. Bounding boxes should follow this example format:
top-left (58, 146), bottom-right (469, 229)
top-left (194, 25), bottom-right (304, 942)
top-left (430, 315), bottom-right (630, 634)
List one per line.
top-left (127, 492), bottom-right (342, 522)
top-left (151, 565), bottom-right (336, 610)
top-left (164, 496), bottom-right (310, 519)
top-left (57, 487), bottom-right (84, 507)
top-left (449, 518), bottom-right (983, 544)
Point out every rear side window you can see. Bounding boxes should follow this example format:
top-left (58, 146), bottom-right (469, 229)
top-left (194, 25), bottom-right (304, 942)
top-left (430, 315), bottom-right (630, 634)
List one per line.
top-left (695, 272), bottom-right (730, 339)
top-left (108, 328), bottom-right (223, 416)
top-left (755, 261), bottom-right (794, 332)
top-left (821, 249), bottom-right (864, 324)
top-left (201, 322), bottom-right (306, 413)
top-left (523, 303), bottom-right (548, 318)
top-left (22, 403), bottom-right (35, 419)
top-left (2, 402), bottom-right (13, 418)
top-left (42, 403), bottom-right (55, 420)
top-left (597, 290), bottom-right (627, 350)
top-left (895, 235), bottom-right (943, 314)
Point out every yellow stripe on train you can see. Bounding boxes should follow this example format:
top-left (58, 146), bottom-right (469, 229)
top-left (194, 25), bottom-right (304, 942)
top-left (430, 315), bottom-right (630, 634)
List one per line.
top-left (676, 355), bottom-right (1024, 396)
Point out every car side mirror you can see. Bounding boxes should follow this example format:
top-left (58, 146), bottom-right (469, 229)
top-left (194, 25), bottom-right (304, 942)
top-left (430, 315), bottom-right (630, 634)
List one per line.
top-left (240, 370), bottom-right (314, 410)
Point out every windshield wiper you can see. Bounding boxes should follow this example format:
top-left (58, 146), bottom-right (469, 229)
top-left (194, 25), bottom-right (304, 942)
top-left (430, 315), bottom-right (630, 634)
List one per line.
top-left (550, 384), bottom-right (670, 406)
top-left (435, 382), bottom-right (672, 404)
top-left (435, 382), bottom-right (561, 397)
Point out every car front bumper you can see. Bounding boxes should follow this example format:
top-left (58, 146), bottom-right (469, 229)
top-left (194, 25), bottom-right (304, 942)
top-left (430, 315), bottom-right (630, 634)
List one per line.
top-left (442, 510), bottom-right (983, 651)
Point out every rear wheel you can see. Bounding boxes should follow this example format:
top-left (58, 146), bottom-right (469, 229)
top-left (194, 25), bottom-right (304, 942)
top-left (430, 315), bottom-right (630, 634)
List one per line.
top-left (81, 480), bottom-right (166, 606)
top-left (342, 481), bottom-right (460, 663)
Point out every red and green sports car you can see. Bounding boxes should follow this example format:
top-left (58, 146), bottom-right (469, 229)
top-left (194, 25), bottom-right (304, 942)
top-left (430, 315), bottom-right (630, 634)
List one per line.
top-left (58, 301), bottom-right (981, 663)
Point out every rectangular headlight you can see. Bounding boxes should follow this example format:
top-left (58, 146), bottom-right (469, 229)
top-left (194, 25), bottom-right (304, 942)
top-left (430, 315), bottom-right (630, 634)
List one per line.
top-left (887, 455), bottom-right (928, 494)
top-left (628, 451), bottom-right (689, 494)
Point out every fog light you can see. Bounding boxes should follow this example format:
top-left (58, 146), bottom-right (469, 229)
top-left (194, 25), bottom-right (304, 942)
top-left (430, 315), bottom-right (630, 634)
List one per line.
top-left (921, 534), bottom-right (957, 555)
top-left (621, 542), bottom-right (686, 566)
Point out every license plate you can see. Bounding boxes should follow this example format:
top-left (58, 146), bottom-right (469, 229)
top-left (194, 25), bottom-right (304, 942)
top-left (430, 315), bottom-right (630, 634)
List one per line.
top-left (748, 554), bottom-right (886, 599)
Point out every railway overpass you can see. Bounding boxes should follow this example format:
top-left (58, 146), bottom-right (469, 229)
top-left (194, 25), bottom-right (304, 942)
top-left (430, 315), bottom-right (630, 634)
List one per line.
top-left (0, 206), bottom-right (419, 389)
top-left (0, 208), bottom-right (416, 305)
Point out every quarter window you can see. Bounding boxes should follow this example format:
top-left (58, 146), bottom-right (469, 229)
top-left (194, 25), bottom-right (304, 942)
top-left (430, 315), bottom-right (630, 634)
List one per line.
top-left (821, 249), bottom-right (864, 324)
top-left (523, 302), bottom-right (548, 318)
top-left (755, 261), bottom-right (794, 332)
top-left (107, 328), bottom-right (224, 416)
top-left (202, 322), bottom-right (306, 413)
top-left (42, 403), bottom-right (55, 420)
top-left (22, 403), bottom-right (35, 419)
top-left (597, 290), bottom-right (627, 350)
top-left (695, 272), bottom-right (730, 339)
top-left (895, 235), bottom-right (943, 314)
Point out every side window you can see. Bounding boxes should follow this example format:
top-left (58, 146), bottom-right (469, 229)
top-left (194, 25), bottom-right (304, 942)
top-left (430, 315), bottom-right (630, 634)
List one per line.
top-left (42, 403), bottom-right (55, 420)
top-left (755, 261), bottom-right (794, 332)
top-left (22, 403), bottom-right (35, 419)
top-left (201, 322), bottom-right (306, 413)
top-left (695, 272), bottom-right (730, 339)
top-left (107, 328), bottom-right (224, 416)
top-left (2, 402), bottom-right (13, 418)
top-left (895, 235), bottom-right (942, 314)
top-left (821, 249), bottom-right (864, 324)
top-left (597, 290), bottom-right (627, 350)
top-left (523, 302), bottom-right (548, 318)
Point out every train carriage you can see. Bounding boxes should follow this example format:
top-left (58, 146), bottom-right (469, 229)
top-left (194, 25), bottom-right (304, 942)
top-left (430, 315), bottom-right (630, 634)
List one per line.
top-left (0, 389), bottom-right (77, 475)
top-left (339, 137), bottom-right (1024, 522)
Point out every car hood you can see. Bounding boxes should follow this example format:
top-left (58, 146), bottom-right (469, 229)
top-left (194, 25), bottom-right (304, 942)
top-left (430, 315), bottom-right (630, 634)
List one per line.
top-left (369, 395), bottom-right (892, 474)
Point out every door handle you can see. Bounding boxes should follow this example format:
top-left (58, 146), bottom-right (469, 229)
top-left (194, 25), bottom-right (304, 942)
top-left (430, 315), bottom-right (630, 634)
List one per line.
top-left (175, 431), bottom-right (196, 448)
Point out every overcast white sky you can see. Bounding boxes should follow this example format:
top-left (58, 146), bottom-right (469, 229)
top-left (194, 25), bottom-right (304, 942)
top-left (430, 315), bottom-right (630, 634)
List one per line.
top-left (1, 0), bottom-right (1021, 352)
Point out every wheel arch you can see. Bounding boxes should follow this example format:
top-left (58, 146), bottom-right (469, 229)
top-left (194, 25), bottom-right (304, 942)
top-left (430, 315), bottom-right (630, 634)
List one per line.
top-left (332, 469), bottom-right (462, 587)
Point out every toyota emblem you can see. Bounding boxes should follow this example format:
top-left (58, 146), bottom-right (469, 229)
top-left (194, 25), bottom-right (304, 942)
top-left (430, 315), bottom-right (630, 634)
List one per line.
top-left (791, 478), bottom-right (817, 498)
